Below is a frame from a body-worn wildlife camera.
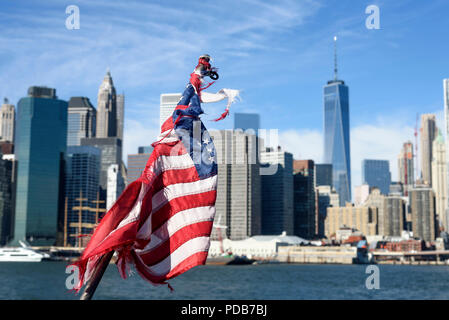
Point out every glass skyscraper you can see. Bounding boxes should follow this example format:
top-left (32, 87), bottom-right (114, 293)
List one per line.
top-left (65, 146), bottom-right (101, 247)
top-left (14, 87), bottom-right (67, 246)
top-left (323, 80), bottom-right (351, 206)
top-left (362, 159), bottom-right (391, 195)
top-left (67, 97), bottom-right (96, 146)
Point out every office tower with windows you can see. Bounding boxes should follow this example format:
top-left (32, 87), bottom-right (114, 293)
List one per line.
top-left (210, 130), bottom-right (261, 240)
top-left (0, 98), bottom-right (15, 143)
top-left (80, 137), bottom-right (122, 196)
top-left (323, 37), bottom-right (351, 206)
top-left (260, 147), bottom-right (294, 235)
top-left (116, 93), bottom-right (125, 141)
top-left (67, 97), bottom-right (96, 146)
top-left (65, 146), bottom-right (101, 246)
top-left (432, 130), bottom-right (448, 230)
top-left (420, 114), bottom-right (437, 186)
top-left (362, 159), bottom-right (391, 195)
top-left (0, 152), bottom-right (14, 245)
top-left (409, 187), bottom-right (436, 241)
top-left (398, 141), bottom-right (414, 196)
top-left (293, 160), bottom-right (315, 239)
top-left (315, 163), bottom-right (333, 188)
top-left (14, 87), bottom-right (67, 246)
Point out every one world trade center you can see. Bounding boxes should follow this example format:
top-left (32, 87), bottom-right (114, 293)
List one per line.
top-left (323, 37), bottom-right (351, 205)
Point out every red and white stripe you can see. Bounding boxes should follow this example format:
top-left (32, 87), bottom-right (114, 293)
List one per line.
top-left (73, 135), bottom-right (217, 290)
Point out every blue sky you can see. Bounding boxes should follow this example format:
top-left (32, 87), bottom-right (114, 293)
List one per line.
top-left (1, 0), bottom-right (449, 191)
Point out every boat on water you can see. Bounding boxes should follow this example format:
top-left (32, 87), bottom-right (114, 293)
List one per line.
top-left (0, 241), bottom-right (50, 262)
top-left (206, 254), bottom-right (256, 265)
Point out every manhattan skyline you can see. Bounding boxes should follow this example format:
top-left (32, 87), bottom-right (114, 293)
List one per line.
top-left (1, 0), bottom-right (449, 195)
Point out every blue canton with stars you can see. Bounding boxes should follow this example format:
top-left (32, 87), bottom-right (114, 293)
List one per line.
top-left (173, 83), bottom-right (218, 180)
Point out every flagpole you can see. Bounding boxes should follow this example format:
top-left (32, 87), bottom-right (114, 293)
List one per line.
top-left (80, 251), bottom-right (114, 300)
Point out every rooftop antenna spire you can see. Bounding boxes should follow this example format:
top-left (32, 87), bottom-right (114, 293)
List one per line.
top-left (333, 36), bottom-right (338, 81)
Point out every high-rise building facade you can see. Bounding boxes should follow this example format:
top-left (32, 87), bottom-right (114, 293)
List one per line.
top-left (65, 146), bottom-right (101, 247)
top-left (96, 71), bottom-right (117, 138)
top-left (106, 164), bottom-right (125, 210)
top-left (116, 93), bottom-right (125, 141)
top-left (67, 97), bottom-right (96, 146)
top-left (80, 137), bottom-right (122, 195)
top-left (0, 98), bottom-right (15, 143)
top-left (325, 203), bottom-right (378, 238)
top-left (210, 130), bottom-right (261, 240)
top-left (444, 79), bottom-right (449, 230)
top-left (432, 130), bottom-right (448, 230)
top-left (316, 185), bottom-right (339, 238)
top-left (293, 160), bottom-right (315, 239)
top-left (234, 113), bottom-right (260, 135)
top-left (0, 152), bottom-right (14, 245)
top-left (398, 141), bottom-right (414, 196)
top-left (14, 87), bottom-right (67, 246)
top-left (260, 147), bottom-right (294, 235)
top-left (384, 196), bottom-right (405, 237)
top-left (409, 187), bottom-right (436, 241)
top-left (420, 114), bottom-right (437, 186)
top-left (160, 93), bottom-right (182, 128)
top-left (362, 159), bottom-right (391, 195)
top-left (315, 163), bottom-right (333, 188)
top-left (127, 146), bottom-right (153, 184)
top-left (323, 38), bottom-right (351, 206)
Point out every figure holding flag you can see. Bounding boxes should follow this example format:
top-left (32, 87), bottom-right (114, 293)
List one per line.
top-left (72, 55), bottom-right (240, 299)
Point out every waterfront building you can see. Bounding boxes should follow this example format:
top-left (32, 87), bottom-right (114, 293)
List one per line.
top-left (260, 147), bottom-right (294, 236)
top-left (323, 37), bottom-right (351, 205)
top-left (432, 130), bottom-right (448, 230)
top-left (67, 97), bottom-right (96, 146)
top-left (96, 70), bottom-right (117, 138)
top-left (208, 232), bottom-right (307, 259)
top-left (293, 160), bottom-right (315, 239)
top-left (362, 159), bottom-right (391, 195)
top-left (14, 87), bottom-right (67, 246)
top-left (234, 113), bottom-right (260, 135)
top-left (420, 114), bottom-right (437, 186)
top-left (325, 203), bottom-right (378, 238)
top-left (210, 130), bottom-right (261, 240)
top-left (65, 146), bottom-right (101, 247)
top-left (106, 164), bottom-right (125, 210)
top-left (127, 146), bottom-right (153, 184)
top-left (0, 152), bottom-right (14, 245)
top-left (409, 187), bottom-right (436, 241)
top-left (398, 141), bottom-right (414, 196)
top-left (315, 163), bottom-right (333, 188)
top-left (160, 93), bottom-right (182, 128)
top-left (0, 98), bottom-right (15, 143)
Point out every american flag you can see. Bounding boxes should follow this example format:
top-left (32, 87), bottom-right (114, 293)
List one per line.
top-left (73, 83), bottom-right (220, 290)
